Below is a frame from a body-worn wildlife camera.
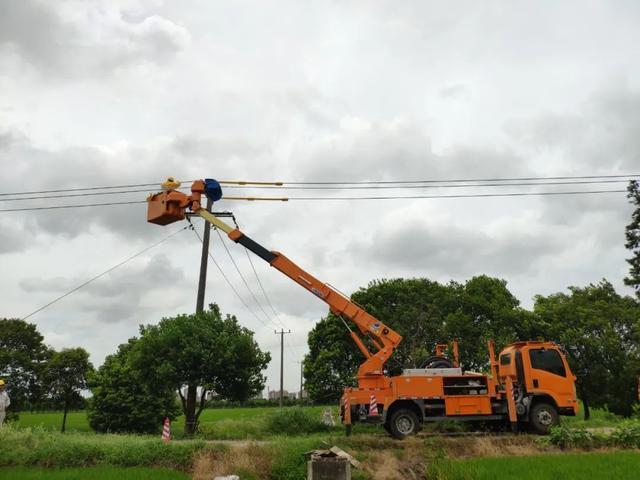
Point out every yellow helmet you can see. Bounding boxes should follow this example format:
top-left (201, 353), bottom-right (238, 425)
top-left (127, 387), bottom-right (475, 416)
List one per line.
top-left (0, 380), bottom-right (4, 386)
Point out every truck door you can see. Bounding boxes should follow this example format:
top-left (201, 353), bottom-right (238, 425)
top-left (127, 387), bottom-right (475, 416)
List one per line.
top-left (525, 347), bottom-right (575, 408)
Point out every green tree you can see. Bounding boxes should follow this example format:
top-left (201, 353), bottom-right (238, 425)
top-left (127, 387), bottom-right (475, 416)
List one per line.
top-left (88, 339), bottom-right (180, 434)
top-left (46, 348), bottom-right (93, 432)
top-left (0, 319), bottom-right (51, 410)
top-left (533, 280), bottom-right (640, 418)
top-left (625, 180), bottom-right (640, 299)
top-left (303, 276), bottom-right (527, 402)
top-left (130, 304), bottom-right (270, 435)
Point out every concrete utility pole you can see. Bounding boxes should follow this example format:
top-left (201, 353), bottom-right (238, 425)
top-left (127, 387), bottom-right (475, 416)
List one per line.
top-left (195, 197), bottom-right (213, 313)
top-left (274, 329), bottom-right (291, 407)
top-left (298, 360), bottom-right (304, 402)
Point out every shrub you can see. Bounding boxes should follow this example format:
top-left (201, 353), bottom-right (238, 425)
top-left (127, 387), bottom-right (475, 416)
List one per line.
top-left (0, 425), bottom-right (205, 470)
top-left (197, 418), bottom-right (267, 440)
top-left (610, 421), bottom-right (640, 448)
top-left (265, 408), bottom-right (332, 435)
top-left (548, 425), bottom-right (595, 449)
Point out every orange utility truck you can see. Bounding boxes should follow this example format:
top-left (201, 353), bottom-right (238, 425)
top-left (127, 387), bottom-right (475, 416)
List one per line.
top-left (147, 178), bottom-right (578, 439)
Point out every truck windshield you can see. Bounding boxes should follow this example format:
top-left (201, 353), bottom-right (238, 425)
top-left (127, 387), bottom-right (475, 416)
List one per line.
top-left (529, 349), bottom-right (566, 377)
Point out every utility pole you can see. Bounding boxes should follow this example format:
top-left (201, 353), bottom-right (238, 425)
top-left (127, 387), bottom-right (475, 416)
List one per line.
top-left (274, 329), bottom-right (291, 407)
top-left (297, 360), bottom-right (304, 403)
top-left (195, 197), bottom-right (213, 313)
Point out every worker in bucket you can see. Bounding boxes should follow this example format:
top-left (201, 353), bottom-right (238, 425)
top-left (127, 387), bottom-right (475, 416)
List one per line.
top-left (0, 380), bottom-right (10, 428)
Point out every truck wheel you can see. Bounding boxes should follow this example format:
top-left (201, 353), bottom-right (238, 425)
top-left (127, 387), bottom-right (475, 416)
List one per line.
top-left (529, 402), bottom-right (558, 434)
top-left (388, 409), bottom-right (420, 439)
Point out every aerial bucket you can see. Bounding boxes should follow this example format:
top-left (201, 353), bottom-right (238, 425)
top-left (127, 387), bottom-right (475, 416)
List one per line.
top-left (147, 190), bottom-right (187, 225)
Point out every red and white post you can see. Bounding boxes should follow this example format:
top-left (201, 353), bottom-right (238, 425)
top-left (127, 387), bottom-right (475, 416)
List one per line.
top-left (161, 417), bottom-right (171, 443)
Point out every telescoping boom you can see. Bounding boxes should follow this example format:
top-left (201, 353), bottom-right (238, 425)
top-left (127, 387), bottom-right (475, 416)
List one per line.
top-left (147, 178), bottom-right (578, 438)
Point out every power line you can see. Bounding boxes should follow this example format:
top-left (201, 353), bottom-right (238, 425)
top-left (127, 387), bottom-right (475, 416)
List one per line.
top-left (2, 173), bottom-right (637, 197)
top-left (0, 189), bottom-right (628, 212)
top-left (190, 224), bottom-right (268, 328)
top-left (282, 189), bottom-right (627, 201)
top-left (282, 173), bottom-right (640, 185)
top-left (222, 179), bottom-right (632, 190)
top-left (21, 225), bottom-right (188, 320)
top-left (213, 228), bottom-right (280, 327)
top-left (1, 179), bottom-right (632, 202)
top-left (243, 247), bottom-right (303, 359)
top-left (0, 200), bottom-right (146, 212)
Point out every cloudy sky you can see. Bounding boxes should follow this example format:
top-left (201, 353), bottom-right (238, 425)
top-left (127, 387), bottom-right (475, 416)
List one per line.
top-left (1, 0), bottom-right (638, 394)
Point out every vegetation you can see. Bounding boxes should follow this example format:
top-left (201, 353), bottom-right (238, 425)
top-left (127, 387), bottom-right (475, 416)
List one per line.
top-left (0, 319), bottom-right (52, 410)
top-left (0, 425), bottom-right (205, 469)
top-left (0, 467), bottom-right (189, 480)
top-left (88, 339), bottom-right (181, 434)
top-left (427, 451), bottom-right (640, 480)
top-left (129, 304), bottom-right (270, 435)
top-left (304, 276), bottom-right (532, 402)
top-left (625, 180), bottom-right (640, 299)
top-left (533, 281), bottom-right (640, 417)
top-left (45, 348), bottom-right (93, 432)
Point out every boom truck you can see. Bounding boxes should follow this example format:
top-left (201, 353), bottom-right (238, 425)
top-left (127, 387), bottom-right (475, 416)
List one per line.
top-left (146, 178), bottom-right (579, 439)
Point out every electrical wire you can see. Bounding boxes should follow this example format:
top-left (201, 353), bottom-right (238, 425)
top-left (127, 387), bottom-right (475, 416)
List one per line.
top-left (213, 228), bottom-right (279, 327)
top-left (189, 223), bottom-right (268, 328)
top-left (0, 179), bottom-right (633, 203)
top-left (0, 189), bottom-right (628, 212)
top-left (21, 225), bottom-right (188, 320)
top-left (243, 247), bottom-right (303, 359)
top-left (2, 173), bottom-right (637, 197)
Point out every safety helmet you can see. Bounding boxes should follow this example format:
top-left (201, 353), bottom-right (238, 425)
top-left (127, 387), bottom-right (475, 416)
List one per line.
top-left (0, 379), bottom-right (5, 386)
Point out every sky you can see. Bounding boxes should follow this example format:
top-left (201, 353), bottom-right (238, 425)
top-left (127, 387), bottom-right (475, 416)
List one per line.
top-left (1, 0), bottom-right (639, 395)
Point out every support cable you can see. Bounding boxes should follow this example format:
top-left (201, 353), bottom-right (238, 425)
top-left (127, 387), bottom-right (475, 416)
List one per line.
top-left (21, 225), bottom-right (188, 320)
top-left (188, 220), bottom-right (269, 329)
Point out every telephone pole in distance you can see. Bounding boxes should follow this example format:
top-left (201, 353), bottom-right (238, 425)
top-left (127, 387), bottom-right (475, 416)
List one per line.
top-left (275, 329), bottom-right (291, 407)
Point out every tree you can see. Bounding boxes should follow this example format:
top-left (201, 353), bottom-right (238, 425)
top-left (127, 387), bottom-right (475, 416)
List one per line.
top-left (625, 180), bottom-right (640, 299)
top-left (533, 280), bottom-right (640, 418)
top-left (46, 348), bottom-right (93, 432)
top-left (303, 276), bottom-right (528, 402)
top-left (130, 304), bottom-right (270, 435)
top-left (88, 339), bottom-right (180, 434)
top-left (0, 319), bottom-right (51, 410)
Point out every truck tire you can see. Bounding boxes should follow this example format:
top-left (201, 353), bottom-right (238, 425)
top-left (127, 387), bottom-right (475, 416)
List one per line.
top-left (388, 408), bottom-right (420, 439)
top-left (529, 402), bottom-right (558, 434)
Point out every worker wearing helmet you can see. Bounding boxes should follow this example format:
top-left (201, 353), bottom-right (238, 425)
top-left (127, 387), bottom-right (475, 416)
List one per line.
top-left (0, 380), bottom-right (10, 428)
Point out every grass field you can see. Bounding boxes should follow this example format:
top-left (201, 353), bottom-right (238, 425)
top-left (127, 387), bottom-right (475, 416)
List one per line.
top-left (429, 451), bottom-right (640, 480)
top-left (0, 467), bottom-right (189, 480)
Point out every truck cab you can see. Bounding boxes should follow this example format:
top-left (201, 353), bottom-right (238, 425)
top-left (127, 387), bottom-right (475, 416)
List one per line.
top-left (498, 341), bottom-right (578, 433)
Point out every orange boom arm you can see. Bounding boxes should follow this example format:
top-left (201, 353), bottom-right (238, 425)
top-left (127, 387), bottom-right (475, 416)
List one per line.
top-left (146, 179), bottom-right (402, 382)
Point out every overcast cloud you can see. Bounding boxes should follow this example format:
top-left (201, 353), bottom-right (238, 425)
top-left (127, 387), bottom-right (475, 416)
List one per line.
top-left (1, 0), bottom-right (639, 394)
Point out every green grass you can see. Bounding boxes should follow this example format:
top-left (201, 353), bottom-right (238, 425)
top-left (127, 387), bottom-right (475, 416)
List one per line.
top-left (0, 467), bottom-right (189, 480)
top-left (563, 402), bottom-right (624, 428)
top-left (15, 405), bottom-right (338, 439)
top-left (0, 426), bottom-right (207, 470)
top-left (428, 451), bottom-right (640, 480)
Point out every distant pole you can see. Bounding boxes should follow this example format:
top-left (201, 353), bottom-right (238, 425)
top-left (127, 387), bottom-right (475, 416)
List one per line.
top-left (299, 361), bottom-right (305, 403)
top-left (275, 329), bottom-right (291, 407)
top-left (195, 197), bottom-right (213, 313)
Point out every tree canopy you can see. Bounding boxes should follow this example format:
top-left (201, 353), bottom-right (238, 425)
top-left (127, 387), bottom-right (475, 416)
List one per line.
top-left (0, 318), bottom-right (52, 410)
top-left (625, 180), bottom-right (640, 299)
top-left (304, 276), bottom-right (531, 402)
top-left (88, 339), bottom-right (180, 434)
top-left (129, 304), bottom-right (270, 434)
top-left (46, 347), bottom-right (94, 432)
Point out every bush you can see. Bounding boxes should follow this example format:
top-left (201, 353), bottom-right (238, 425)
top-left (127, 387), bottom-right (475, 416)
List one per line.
top-left (0, 425), bottom-right (206, 470)
top-left (265, 408), bottom-right (332, 435)
top-left (610, 421), bottom-right (640, 448)
top-left (197, 418), bottom-right (267, 440)
top-left (548, 425), bottom-right (596, 449)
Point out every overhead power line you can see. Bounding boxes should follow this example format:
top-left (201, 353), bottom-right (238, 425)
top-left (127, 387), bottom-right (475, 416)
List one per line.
top-left (2, 173), bottom-right (637, 197)
top-left (21, 226), bottom-right (188, 320)
top-left (0, 188), bottom-right (628, 212)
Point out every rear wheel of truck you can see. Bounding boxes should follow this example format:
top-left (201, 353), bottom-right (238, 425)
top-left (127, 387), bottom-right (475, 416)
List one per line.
top-left (388, 408), bottom-right (420, 439)
top-left (529, 402), bottom-right (558, 434)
